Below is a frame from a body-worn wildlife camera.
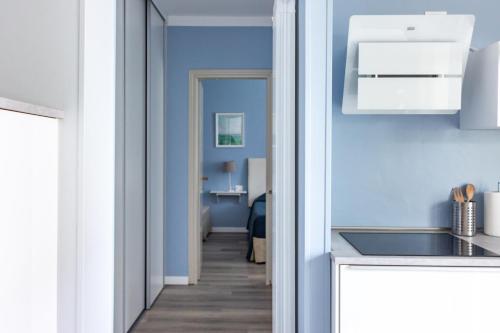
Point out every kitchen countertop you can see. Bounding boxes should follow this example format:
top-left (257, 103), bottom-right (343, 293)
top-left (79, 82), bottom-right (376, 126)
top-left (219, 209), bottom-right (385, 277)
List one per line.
top-left (331, 228), bottom-right (500, 267)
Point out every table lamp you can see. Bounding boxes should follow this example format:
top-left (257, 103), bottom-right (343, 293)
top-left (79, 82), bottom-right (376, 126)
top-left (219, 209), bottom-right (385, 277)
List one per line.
top-left (223, 160), bottom-right (236, 192)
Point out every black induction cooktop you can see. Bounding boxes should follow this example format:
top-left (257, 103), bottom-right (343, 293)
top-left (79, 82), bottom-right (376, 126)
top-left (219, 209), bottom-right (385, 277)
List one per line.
top-left (340, 232), bottom-right (500, 257)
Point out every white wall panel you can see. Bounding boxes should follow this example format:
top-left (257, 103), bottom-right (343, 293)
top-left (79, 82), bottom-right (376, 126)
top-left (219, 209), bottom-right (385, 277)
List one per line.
top-left (0, 111), bottom-right (58, 333)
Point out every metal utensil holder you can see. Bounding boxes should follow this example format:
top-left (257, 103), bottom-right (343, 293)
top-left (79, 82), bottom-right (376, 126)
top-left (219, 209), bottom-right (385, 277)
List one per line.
top-left (453, 237), bottom-right (475, 256)
top-left (452, 201), bottom-right (477, 237)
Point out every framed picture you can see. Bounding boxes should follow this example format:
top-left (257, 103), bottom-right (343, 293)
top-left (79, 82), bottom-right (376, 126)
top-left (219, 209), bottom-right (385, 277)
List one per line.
top-left (215, 113), bottom-right (245, 148)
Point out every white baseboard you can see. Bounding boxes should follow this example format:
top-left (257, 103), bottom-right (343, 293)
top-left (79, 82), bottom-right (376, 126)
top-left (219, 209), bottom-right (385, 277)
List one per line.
top-left (164, 276), bottom-right (189, 285)
top-left (211, 227), bottom-right (248, 233)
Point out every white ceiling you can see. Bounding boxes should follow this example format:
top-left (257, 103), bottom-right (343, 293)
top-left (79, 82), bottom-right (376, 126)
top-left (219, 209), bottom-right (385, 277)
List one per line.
top-left (155, 0), bottom-right (274, 17)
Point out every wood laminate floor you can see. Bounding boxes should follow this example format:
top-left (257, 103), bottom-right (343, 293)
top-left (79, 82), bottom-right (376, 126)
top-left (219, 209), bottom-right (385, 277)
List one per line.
top-left (132, 233), bottom-right (272, 333)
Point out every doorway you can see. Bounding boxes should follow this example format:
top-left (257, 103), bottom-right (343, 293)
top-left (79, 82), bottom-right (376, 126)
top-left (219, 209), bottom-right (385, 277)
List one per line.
top-left (187, 70), bottom-right (273, 285)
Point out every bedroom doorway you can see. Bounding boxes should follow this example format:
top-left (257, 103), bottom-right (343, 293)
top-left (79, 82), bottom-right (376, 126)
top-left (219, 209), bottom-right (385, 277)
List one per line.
top-left (187, 70), bottom-right (273, 285)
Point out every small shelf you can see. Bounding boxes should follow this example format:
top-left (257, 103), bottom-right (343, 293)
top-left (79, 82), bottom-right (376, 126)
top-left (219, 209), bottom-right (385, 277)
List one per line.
top-left (209, 190), bottom-right (247, 203)
top-left (0, 97), bottom-right (64, 119)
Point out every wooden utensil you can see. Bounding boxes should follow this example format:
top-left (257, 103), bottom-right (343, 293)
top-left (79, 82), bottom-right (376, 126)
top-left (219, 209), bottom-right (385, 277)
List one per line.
top-left (465, 184), bottom-right (475, 202)
top-left (453, 187), bottom-right (465, 203)
top-left (457, 188), bottom-right (465, 203)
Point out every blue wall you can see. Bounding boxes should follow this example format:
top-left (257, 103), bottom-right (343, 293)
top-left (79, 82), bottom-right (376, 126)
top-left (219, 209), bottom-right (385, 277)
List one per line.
top-left (165, 27), bottom-right (272, 276)
top-left (332, 0), bottom-right (500, 228)
top-left (202, 79), bottom-right (267, 228)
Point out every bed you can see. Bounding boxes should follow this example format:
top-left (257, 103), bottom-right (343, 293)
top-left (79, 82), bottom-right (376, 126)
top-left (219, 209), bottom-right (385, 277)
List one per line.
top-left (246, 158), bottom-right (267, 263)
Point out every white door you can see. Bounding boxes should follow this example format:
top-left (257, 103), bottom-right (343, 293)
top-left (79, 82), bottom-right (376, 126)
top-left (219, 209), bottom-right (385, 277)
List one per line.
top-left (339, 265), bottom-right (500, 333)
top-left (146, 0), bottom-right (165, 308)
top-left (266, 79), bottom-right (273, 285)
top-left (124, 0), bottom-right (146, 328)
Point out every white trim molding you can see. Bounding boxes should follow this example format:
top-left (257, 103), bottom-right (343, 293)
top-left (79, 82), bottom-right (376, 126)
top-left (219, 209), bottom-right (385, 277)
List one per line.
top-left (164, 276), bottom-right (189, 285)
top-left (273, 1), bottom-right (296, 332)
top-left (211, 227), bottom-right (248, 233)
top-left (167, 15), bottom-right (272, 27)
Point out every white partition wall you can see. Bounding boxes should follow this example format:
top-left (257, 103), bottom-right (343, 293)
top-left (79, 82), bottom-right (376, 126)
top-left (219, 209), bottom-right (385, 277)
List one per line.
top-left (0, 110), bottom-right (58, 332)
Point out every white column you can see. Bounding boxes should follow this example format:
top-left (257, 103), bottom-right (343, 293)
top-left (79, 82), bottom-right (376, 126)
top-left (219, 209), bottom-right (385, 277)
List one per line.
top-left (273, 0), bottom-right (296, 332)
top-left (78, 0), bottom-right (117, 331)
top-left (297, 0), bottom-right (333, 332)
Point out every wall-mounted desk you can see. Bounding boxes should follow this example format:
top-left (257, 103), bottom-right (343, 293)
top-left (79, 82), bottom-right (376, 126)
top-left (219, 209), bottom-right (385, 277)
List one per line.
top-left (209, 190), bottom-right (247, 203)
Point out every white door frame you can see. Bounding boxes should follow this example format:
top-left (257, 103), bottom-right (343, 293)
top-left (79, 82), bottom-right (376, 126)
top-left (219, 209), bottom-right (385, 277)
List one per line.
top-left (272, 1), bottom-right (296, 332)
top-left (188, 69), bottom-right (273, 285)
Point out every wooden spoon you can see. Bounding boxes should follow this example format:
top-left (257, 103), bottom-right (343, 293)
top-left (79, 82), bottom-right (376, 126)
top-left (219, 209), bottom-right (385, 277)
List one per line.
top-left (465, 184), bottom-right (475, 202)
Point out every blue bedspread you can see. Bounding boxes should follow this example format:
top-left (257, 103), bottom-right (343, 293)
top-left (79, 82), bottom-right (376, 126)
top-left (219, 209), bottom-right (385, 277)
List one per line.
top-left (246, 194), bottom-right (266, 261)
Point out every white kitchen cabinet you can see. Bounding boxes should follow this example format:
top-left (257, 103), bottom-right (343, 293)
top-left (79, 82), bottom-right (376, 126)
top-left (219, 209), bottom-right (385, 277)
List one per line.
top-left (0, 109), bottom-right (59, 333)
top-left (460, 42), bottom-right (500, 130)
top-left (332, 265), bottom-right (500, 333)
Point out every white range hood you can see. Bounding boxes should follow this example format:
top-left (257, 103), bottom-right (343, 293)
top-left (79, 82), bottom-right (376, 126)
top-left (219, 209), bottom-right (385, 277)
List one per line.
top-left (342, 12), bottom-right (475, 115)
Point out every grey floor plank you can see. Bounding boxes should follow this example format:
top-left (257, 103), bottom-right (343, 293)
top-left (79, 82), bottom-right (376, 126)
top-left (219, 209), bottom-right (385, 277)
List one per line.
top-left (131, 233), bottom-right (272, 333)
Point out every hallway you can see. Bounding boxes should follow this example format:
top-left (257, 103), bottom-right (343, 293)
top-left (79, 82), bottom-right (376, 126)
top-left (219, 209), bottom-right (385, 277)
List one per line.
top-left (132, 233), bottom-right (272, 332)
